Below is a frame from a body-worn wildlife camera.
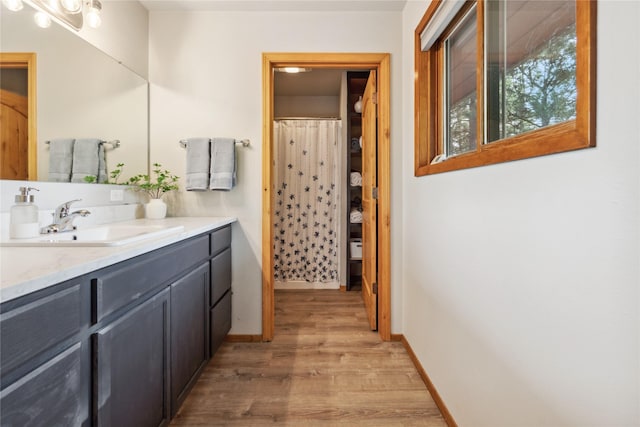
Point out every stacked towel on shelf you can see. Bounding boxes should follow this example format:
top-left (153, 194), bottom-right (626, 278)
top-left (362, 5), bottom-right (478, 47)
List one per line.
top-left (48, 139), bottom-right (74, 182)
top-left (185, 137), bottom-right (211, 191)
top-left (350, 209), bottom-right (363, 223)
top-left (350, 171), bottom-right (362, 187)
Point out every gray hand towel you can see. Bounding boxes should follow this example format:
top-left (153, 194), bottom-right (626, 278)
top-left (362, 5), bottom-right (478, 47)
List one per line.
top-left (71, 138), bottom-right (101, 183)
top-left (185, 137), bottom-right (211, 191)
top-left (210, 138), bottom-right (236, 191)
top-left (48, 138), bottom-right (74, 182)
top-left (97, 142), bottom-right (107, 183)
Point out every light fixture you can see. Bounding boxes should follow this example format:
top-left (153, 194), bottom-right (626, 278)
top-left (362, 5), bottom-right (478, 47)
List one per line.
top-left (275, 67), bottom-right (312, 74)
top-left (33, 10), bottom-right (51, 27)
top-left (2, 0), bottom-right (104, 31)
top-left (85, 0), bottom-right (101, 28)
top-left (1, 0), bottom-right (23, 12)
top-left (60, 0), bottom-right (81, 14)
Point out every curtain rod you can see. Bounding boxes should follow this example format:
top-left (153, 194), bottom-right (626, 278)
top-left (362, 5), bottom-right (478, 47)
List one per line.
top-left (274, 117), bottom-right (341, 121)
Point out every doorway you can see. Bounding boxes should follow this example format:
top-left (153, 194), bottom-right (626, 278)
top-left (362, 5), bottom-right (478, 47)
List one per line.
top-left (0, 52), bottom-right (37, 180)
top-left (262, 53), bottom-right (391, 341)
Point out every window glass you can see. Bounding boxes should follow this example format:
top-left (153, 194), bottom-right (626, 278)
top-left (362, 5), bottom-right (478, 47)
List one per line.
top-left (485, 0), bottom-right (577, 143)
top-left (445, 5), bottom-right (477, 156)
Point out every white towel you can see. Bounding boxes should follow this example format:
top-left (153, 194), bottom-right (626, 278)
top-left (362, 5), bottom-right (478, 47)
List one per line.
top-left (350, 171), bottom-right (362, 187)
top-left (210, 138), bottom-right (236, 191)
top-left (71, 138), bottom-right (103, 183)
top-left (48, 138), bottom-right (74, 182)
top-left (185, 137), bottom-right (211, 191)
top-left (350, 209), bottom-right (363, 223)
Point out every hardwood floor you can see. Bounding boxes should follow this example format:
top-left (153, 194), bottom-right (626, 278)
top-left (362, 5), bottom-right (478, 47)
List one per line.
top-left (171, 289), bottom-right (447, 426)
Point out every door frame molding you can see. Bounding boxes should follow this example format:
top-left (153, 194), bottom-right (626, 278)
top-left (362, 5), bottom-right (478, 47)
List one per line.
top-left (261, 52), bottom-right (391, 341)
top-left (0, 52), bottom-right (37, 180)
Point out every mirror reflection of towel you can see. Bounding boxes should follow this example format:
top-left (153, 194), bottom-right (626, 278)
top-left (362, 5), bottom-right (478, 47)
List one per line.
top-left (209, 138), bottom-right (236, 191)
top-left (48, 138), bottom-right (74, 182)
top-left (71, 138), bottom-right (106, 183)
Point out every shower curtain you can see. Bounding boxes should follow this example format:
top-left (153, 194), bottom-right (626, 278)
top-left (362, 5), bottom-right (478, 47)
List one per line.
top-left (273, 119), bottom-right (342, 288)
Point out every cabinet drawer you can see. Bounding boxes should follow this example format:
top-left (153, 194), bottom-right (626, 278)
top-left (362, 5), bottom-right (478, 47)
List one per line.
top-left (0, 284), bottom-right (83, 376)
top-left (210, 225), bottom-right (231, 256)
top-left (210, 248), bottom-right (231, 306)
top-left (210, 290), bottom-right (231, 356)
top-left (0, 342), bottom-right (89, 427)
top-left (93, 235), bottom-right (208, 322)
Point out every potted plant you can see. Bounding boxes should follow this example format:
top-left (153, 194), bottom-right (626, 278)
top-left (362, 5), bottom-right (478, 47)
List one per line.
top-left (127, 163), bottom-right (179, 219)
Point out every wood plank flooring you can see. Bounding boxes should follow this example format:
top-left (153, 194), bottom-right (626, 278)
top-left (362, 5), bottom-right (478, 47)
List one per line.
top-left (170, 289), bottom-right (447, 426)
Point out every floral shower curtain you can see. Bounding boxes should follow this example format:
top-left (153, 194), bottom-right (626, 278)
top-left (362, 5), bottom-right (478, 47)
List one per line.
top-left (273, 119), bottom-right (342, 285)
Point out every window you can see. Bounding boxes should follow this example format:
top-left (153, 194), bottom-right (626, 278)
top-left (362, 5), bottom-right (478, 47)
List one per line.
top-left (414, 0), bottom-right (596, 175)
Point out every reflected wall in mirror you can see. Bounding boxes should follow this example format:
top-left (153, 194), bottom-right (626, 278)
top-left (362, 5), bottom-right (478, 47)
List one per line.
top-left (0, 3), bottom-right (148, 183)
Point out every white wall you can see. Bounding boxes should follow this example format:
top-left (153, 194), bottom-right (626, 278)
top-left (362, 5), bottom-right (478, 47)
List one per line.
top-left (148, 10), bottom-right (403, 334)
top-left (78, 0), bottom-right (149, 78)
top-left (401, 1), bottom-right (640, 426)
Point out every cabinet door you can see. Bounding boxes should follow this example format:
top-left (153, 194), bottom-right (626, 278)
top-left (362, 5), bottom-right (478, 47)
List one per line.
top-left (93, 289), bottom-right (170, 427)
top-left (0, 342), bottom-right (89, 427)
top-left (210, 290), bottom-right (232, 356)
top-left (210, 247), bottom-right (231, 306)
top-left (170, 263), bottom-right (209, 416)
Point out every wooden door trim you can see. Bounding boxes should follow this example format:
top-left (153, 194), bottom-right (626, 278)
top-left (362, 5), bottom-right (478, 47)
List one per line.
top-left (262, 52), bottom-right (391, 341)
top-left (0, 52), bottom-right (37, 180)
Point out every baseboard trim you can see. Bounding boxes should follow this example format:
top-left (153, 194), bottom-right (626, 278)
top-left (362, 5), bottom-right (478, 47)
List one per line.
top-left (400, 335), bottom-right (458, 427)
top-left (224, 334), bottom-right (263, 342)
top-left (390, 333), bottom-right (403, 342)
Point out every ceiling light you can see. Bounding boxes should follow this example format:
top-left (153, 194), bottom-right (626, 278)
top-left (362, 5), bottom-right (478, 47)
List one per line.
top-left (275, 67), bottom-right (312, 74)
top-left (34, 10), bottom-right (51, 27)
top-left (60, 0), bottom-right (81, 14)
top-left (23, 0), bottom-right (84, 30)
top-left (85, 0), bottom-right (101, 28)
top-left (1, 0), bottom-right (23, 11)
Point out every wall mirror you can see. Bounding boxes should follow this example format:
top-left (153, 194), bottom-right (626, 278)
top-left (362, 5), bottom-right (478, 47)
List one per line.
top-left (0, 3), bottom-right (148, 183)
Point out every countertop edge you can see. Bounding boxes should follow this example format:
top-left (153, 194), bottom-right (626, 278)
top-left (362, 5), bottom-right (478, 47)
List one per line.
top-left (0, 216), bottom-right (237, 304)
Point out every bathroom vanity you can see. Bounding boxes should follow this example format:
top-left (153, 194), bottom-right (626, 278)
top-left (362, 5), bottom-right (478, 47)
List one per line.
top-left (0, 217), bottom-right (235, 426)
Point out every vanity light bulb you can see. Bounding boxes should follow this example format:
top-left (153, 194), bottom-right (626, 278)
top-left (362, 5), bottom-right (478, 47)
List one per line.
top-left (2, 0), bottom-right (23, 11)
top-left (86, 6), bottom-right (101, 28)
top-left (60, 0), bottom-right (81, 13)
top-left (34, 11), bottom-right (52, 28)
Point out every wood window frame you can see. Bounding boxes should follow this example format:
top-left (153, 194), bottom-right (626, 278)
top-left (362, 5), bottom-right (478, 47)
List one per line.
top-left (414, 0), bottom-right (596, 176)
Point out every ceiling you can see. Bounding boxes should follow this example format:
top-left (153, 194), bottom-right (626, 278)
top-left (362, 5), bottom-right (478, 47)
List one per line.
top-left (139, 0), bottom-right (407, 12)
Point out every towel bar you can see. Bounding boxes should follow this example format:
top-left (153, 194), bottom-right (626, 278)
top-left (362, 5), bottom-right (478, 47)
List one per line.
top-left (179, 139), bottom-right (250, 148)
top-left (45, 139), bottom-right (121, 148)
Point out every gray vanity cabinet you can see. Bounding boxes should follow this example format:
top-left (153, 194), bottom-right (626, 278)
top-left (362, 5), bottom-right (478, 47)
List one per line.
top-left (93, 288), bottom-right (170, 427)
top-left (209, 226), bottom-right (232, 356)
top-left (0, 278), bottom-right (91, 427)
top-left (0, 224), bottom-right (233, 427)
top-left (170, 262), bottom-right (210, 416)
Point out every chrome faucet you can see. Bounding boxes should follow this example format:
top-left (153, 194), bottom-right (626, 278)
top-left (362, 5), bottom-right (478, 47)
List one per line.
top-left (40, 199), bottom-right (91, 234)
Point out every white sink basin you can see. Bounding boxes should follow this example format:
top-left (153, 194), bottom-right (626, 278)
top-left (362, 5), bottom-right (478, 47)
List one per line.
top-left (0, 224), bottom-right (185, 247)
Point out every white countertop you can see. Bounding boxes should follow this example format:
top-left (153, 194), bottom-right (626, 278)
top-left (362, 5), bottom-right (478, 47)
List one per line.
top-left (0, 216), bottom-right (236, 304)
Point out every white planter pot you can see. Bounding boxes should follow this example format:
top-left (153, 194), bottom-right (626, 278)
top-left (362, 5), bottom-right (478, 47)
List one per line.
top-left (145, 198), bottom-right (167, 219)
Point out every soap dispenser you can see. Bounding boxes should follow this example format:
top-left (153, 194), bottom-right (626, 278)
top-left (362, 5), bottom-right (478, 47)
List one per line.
top-left (10, 187), bottom-right (40, 239)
